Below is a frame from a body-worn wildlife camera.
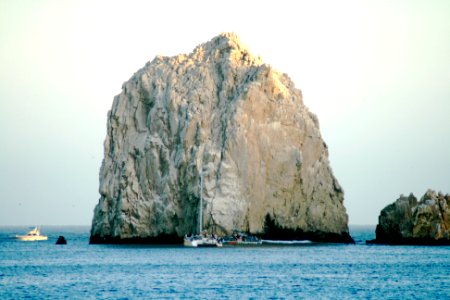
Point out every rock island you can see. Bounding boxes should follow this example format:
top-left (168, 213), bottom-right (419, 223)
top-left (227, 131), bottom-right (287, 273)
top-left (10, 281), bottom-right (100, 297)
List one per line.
top-left (90, 33), bottom-right (353, 244)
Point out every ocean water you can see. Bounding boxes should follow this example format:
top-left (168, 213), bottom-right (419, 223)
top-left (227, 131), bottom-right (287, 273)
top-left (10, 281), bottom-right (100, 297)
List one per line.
top-left (0, 226), bottom-right (449, 299)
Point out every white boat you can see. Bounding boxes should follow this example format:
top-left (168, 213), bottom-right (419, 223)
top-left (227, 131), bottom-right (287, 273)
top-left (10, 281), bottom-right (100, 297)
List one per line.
top-left (16, 227), bottom-right (48, 241)
top-left (184, 169), bottom-right (222, 248)
top-left (184, 234), bottom-right (223, 247)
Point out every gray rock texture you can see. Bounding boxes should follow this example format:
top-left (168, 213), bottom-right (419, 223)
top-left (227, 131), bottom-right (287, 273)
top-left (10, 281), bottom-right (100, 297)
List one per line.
top-left (368, 190), bottom-right (450, 245)
top-left (90, 33), bottom-right (352, 244)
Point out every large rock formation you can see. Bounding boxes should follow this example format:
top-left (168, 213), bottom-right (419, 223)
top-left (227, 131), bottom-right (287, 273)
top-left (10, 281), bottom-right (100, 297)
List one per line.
top-left (90, 33), bottom-right (352, 244)
top-left (368, 190), bottom-right (450, 245)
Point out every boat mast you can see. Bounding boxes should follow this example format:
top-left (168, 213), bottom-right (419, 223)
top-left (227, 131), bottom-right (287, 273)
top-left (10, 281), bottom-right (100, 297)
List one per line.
top-left (199, 170), bottom-right (203, 235)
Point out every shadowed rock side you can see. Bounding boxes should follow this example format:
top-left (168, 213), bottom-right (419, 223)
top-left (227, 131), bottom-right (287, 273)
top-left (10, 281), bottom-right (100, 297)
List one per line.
top-left (90, 33), bottom-right (352, 244)
top-left (367, 190), bottom-right (450, 245)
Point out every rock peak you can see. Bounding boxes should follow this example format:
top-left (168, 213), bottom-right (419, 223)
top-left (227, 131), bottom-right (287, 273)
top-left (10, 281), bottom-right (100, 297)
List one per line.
top-left (213, 32), bottom-right (241, 43)
top-left (201, 32), bottom-right (245, 51)
top-left (189, 32), bottom-right (262, 67)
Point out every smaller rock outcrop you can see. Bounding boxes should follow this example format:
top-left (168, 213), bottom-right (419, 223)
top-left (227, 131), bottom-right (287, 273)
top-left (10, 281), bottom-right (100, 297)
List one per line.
top-left (56, 236), bottom-right (67, 245)
top-left (367, 190), bottom-right (450, 245)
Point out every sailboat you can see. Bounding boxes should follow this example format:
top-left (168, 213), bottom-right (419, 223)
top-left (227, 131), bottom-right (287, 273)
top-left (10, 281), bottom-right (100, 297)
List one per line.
top-left (16, 227), bottom-right (48, 241)
top-left (184, 170), bottom-right (222, 248)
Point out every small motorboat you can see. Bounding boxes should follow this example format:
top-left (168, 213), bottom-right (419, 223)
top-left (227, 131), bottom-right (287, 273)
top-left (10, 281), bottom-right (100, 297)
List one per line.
top-left (16, 227), bottom-right (48, 241)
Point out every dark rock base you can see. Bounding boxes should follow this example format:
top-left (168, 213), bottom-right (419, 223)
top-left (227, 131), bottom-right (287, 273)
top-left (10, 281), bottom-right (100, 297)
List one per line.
top-left (89, 233), bottom-right (183, 245)
top-left (89, 232), bottom-right (354, 245)
top-left (262, 215), bottom-right (355, 244)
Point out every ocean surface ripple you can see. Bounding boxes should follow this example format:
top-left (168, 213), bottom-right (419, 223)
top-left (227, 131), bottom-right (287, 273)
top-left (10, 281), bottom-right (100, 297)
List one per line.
top-left (0, 226), bottom-right (449, 299)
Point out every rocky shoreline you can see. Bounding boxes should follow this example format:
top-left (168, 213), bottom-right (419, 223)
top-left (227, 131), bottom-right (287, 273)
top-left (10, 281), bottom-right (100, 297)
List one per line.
top-left (90, 214), bottom-right (354, 245)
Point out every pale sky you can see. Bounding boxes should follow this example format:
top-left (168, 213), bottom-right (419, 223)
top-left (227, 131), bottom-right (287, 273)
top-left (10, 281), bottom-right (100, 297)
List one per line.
top-left (0, 0), bottom-right (449, 226)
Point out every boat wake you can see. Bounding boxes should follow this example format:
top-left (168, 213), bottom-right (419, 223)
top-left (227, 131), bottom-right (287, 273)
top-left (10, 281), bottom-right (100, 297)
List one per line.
top-left (261, 240), bottom-right (313, 245)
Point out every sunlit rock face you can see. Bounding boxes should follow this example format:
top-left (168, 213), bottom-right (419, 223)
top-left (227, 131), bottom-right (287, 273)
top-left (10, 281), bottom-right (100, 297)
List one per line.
top-left (90, 33), bottom-right (352, 244)
top-left (368, 190), bottom-right (450, 245)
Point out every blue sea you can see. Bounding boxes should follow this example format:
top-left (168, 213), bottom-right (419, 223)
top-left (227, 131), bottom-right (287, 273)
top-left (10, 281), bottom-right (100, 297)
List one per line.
top-left (0, 226), bottom-right (449, 299)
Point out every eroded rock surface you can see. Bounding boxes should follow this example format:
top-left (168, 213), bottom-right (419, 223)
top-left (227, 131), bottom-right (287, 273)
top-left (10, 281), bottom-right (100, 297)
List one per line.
top-left (368, 190), bottom-right (450, 245)
top-left (90, 33), bottom-right (352, 244)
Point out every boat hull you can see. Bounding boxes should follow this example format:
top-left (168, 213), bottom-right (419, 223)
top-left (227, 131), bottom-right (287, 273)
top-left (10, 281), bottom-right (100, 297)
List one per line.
top-left (16, 235), bottom-right (48, 241)
top-left (196, 242), bottom-right (222, 247)
top-left (223, 240), bottom-right (262, 246)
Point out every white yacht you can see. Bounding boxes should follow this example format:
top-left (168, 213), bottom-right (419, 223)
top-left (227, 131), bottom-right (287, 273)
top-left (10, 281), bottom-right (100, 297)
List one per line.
top-left (16, 227), bottom-right (48, 241)
top-left (184, 234), bottom-right (222, 247)
top-left (184, 169), bottom-right (222, 248)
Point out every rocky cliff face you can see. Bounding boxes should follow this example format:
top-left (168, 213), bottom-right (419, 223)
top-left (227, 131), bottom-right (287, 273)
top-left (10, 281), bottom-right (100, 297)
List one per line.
top-left (368, 190), bottom-right (450, 245)
top-left (90, 33), bottom-right (352, 244)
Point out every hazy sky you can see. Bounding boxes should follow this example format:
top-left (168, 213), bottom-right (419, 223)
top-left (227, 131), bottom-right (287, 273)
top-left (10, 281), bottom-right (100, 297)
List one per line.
top-left (1, 0), bottom-right (449, 226)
